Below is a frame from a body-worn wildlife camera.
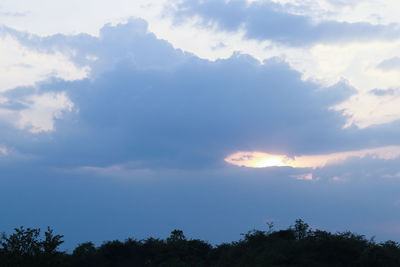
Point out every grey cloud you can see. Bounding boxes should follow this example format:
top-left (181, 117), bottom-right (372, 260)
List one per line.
top-left (369, 88), bottom-right (397, 96)
top-left (376, 57), bottom-right (400, 71)
top-left (1, 19), bottom-right (193, 76)
top-left (1, 20), bottom-right (400, 171)
top-left (172, 0), bottom-right (400, 46)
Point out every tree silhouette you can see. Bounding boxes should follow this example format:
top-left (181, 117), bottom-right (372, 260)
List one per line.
top-left (0, 226), bottom-right (65, 266)
top-left (1, 226), bottom-right (41, 257)
top-left (293, 219), bottom-right (309, 240)
top-left (42, 227), bottom-right (64, 255)
top-left (167, 229), bottom-right (186, 243)
top-left (2, 220), bottom-right (400, 266)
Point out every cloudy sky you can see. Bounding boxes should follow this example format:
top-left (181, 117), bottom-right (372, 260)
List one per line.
top-left (2, 0), bottom-right (400, 249)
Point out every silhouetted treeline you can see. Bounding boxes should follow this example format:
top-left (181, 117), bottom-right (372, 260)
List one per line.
top-left (2, 219), bottom-right (400, 266)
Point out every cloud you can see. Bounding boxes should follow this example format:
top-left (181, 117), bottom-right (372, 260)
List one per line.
top-left (0, 30), bottom-right (89, 133)
top-left (369, 88), bottom-right (397, 96)
top-left (0, 91), bottom-right (74, 133)
top-left (377, 57), bottom-right (400, 71)
top-left (16, 92), bottom-right (74, 133)
top-left (0, 33), bottom-right (89, 92)
top-left (0, 0), bottom-right (174, 37)
top-left (173, 0), bottom-right (400, 46)
top-left (333, 90), bottom-right (400, 129)
top-left (3, 1), bottom-right (400, 131)
top-left (0, 21), bottom-right (349, 169)
top-left (281, 40), bottom-right (400, 128)
top-left (292, 173), bottom-right (314, 181)
top-left (225, 146), bottom-right (400, 169)
top-left (1, 20), bottom-right (400, 171)
top-left (0, 145), bottom-right (8, 155)
top-left (0, 11), bottom-right (26, 17)
top-left (246, 0), bottom-right (400, 26)
top-left (3, 2), bottom-right (400, 132)
top-left (165, 1), bottom-right (400, 129)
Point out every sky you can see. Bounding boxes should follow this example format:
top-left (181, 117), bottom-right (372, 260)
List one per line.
top-left (2, 0), bottom-right (400, 250)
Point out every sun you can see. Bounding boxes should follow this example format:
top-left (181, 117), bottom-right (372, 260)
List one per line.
top-left (225, 146), bottom-right (400, 169)
top-left (224, 151), bottom-right (293, 168)
top-left (254, 156), bottom-right (286, 168)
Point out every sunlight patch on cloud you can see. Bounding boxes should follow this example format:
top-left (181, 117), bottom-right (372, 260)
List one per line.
top-left (225, 152), bottom-right (294, 168)
top-left (225, 146), bottom-right (400, 169)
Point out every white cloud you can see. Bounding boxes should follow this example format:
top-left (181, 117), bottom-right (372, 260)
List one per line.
top-left (281, 40), bottom-right (400, 128)
top-left (334, 91), bottom-right (400, 128)
top-left (0, 92), bottom-right (74, 133)
top-left (18, 92), bottom-right (74, 133)
top-left (0, 0), bottom-right (170, 36)
top-left (265, 0), bottom-right (400, 25)
top-left (0, 34), bottom-right (87, 133)
top-left (0, 34), bottom-right (89, 92)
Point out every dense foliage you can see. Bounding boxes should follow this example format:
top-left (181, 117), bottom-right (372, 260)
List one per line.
top-left (1, 220), bottom-right (400, 266)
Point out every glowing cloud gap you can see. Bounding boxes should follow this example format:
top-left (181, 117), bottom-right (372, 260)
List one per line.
top-left (225, 146), bottom-right (400, 169)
